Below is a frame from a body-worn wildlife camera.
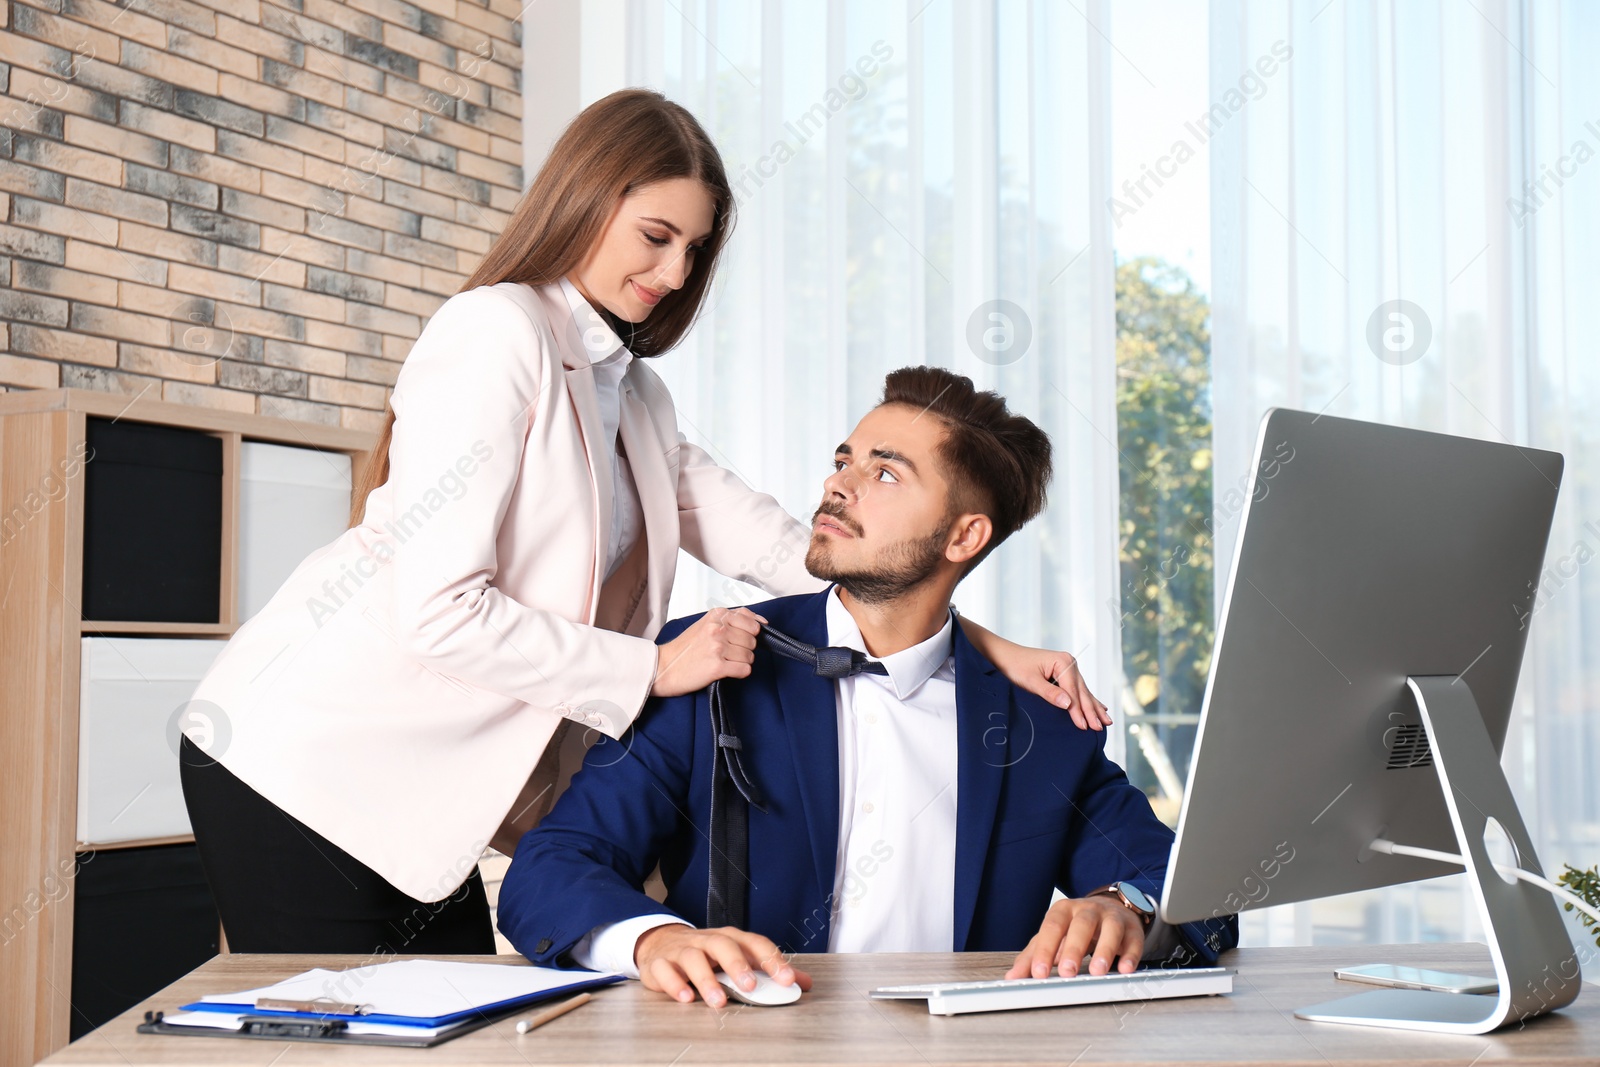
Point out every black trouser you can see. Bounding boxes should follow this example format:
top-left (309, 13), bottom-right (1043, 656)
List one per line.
top-left (178, 735), bottom-right (496, 954)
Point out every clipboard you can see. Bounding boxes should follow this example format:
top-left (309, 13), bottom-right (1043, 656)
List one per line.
top-left (176, 971), bottom-right (623, 1029)
top-left (135, 965), bottom-right (625, 1048)
top-left (135, 1007), bottom-right (508, 1048)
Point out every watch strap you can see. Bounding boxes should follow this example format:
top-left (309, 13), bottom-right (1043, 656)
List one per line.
top-left (1087, 882), bottom-right (1154, 928)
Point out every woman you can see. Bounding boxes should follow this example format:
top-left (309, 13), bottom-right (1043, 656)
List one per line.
top-left (179, 89), bottom-right (1110, 954)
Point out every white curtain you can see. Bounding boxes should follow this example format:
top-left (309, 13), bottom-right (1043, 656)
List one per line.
top-left (1210, 0), bottom-right (1600, 962)
top-left (625, 0), bottom-right (1127, 761)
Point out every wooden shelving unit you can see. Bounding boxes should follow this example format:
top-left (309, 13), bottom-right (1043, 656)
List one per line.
top-left (79, 622), bottom-right (238, 636)
top-left (0, 389), bottom-right (375, 1067)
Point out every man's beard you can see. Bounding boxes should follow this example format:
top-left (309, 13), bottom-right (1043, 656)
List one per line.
top-left (805, 515), bottom-right (951, 606)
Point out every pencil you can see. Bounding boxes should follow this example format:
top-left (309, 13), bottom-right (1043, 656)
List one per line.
top-left (514, 992), bottom-right (592, 1035)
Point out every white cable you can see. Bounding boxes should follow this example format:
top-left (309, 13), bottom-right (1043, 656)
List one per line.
top-left (1370, 838), bottom-right (1600, 929)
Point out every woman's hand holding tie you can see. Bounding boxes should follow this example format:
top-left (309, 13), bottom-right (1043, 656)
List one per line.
top-left (651, 607), bottom-right (770, 698)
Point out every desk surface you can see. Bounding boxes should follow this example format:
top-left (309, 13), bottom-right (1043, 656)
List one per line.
top-left (41, 944), bottom-right (1597, 1066)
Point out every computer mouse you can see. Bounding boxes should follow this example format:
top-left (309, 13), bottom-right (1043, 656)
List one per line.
top-left (715, 970), bottom-right (803, 1006)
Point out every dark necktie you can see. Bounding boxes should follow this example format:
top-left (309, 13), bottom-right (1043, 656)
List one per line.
top-left (759, 626), bottom-right (889, 679)
top-left (706, 625), bottom-right (886, 929)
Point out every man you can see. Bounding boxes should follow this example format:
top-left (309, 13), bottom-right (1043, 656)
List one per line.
top-left (497, 366), bottom-right (1237, 1007)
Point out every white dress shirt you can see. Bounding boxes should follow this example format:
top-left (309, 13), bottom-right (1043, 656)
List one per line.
top-left (825, 587), bottom-right (958, 951)
top-left (571, 586), bottom-right (960, 975)
top-left (558, 276), bottom-right (643, 583)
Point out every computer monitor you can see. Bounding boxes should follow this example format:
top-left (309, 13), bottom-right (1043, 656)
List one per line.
top-left (1159, 407), bottom-right (1579, 1034)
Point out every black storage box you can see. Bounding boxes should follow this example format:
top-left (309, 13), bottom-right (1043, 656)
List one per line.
top-left (82, 418), bottom-right (222, 622)
top-left (70, 843), bottom-right (220, 1040)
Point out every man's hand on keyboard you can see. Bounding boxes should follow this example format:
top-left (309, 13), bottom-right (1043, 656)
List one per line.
top-left (1004, 896), bottom-right (1146, 980)
top-left (634, 924), bottom-right (812, 1007)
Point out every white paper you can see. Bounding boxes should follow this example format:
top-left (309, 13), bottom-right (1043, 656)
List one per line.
top-left (195, 959), bottom-right (616, 1021)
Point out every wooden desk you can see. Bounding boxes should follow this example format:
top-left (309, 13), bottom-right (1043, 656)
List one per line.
top-left (39, 944), bottom-right (1598, 1066)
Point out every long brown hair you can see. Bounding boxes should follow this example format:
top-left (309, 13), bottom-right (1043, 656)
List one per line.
top-left (348, 89), bottom-right (735, 526)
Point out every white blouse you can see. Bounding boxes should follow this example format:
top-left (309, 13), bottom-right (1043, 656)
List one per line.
top-left (558, 277), bottom-right (644, 582)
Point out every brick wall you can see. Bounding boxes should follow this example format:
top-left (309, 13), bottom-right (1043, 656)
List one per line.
top-left (0, 0), bottom-right (523, 432)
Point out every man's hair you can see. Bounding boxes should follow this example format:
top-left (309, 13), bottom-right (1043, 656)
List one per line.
top-left (880, 366), bottom-right (1053, 575)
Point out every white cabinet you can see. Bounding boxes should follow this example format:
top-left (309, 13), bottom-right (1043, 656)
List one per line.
top-left (239, 441), bottom-right (352, 621)
top-left (77, 638), bottom-right (229, 846)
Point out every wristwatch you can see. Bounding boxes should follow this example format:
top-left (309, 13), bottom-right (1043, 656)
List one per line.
top-left (1087, 881), bottom-right (1156, 929)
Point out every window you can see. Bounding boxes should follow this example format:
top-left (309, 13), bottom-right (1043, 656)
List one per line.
top-left (1109, 0), bottom-right (1214, 826)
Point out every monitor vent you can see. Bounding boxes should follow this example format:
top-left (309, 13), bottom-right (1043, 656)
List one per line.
top-left (1386, 723), bottom-right (1434, 769)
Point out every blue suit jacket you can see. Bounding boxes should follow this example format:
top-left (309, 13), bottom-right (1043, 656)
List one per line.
top-left (498, 589), bottom-right (1237, 966)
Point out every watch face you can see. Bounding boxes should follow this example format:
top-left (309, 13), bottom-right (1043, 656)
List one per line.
top-left (1117, 881), bottom-right (1155, 914)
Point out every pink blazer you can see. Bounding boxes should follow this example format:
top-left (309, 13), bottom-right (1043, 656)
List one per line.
top-left (189, 280), bottom-right (825, 902)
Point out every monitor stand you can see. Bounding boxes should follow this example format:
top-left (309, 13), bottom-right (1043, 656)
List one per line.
top-left (1294, 676), bottom-right (1582, 1034)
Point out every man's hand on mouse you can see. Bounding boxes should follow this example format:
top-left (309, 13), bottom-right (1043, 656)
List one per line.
top-left (634, 924), bottom-right (812, 1006)
top-left (1004, 896), bottom-right (1146, 979)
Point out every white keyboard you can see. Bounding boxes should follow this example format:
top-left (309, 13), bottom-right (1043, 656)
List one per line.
top-left (870, 966), bottom-right (1234, 1015)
